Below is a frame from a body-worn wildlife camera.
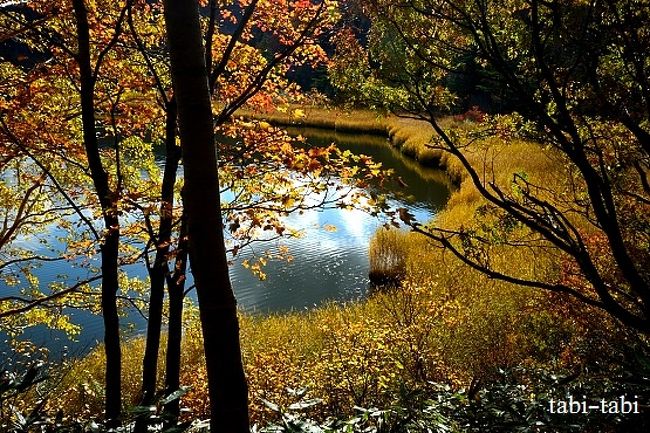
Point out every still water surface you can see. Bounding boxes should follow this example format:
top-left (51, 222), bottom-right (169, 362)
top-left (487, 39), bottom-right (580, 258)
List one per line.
top-left (4, 128), bottom-right (452, 356)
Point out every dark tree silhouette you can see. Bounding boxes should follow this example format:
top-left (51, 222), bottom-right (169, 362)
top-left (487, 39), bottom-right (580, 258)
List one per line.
top-left (162, 0), bottom-right (249, 431)
top-left (71, 0), bottom-right (127, 425)
top-left (368, 0), bottom-right (650, 331)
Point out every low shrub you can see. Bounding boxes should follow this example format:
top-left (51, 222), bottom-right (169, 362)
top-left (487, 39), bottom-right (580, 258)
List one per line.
top-left (258, 354), bottom-right (650, 432)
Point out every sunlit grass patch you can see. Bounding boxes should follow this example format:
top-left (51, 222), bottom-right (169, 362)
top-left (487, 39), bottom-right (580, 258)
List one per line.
top-left (238, 106), bottom-right (390, 136)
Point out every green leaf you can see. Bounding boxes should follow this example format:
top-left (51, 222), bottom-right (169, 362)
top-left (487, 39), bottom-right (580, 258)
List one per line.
top-left (129, 405), bottom-right (156, 415)
top-left (260, 398), bottom-right (281, 412)
top-left (160, 386), bottom-right (190, 406)
top-left (287, 398), bottom-right (323, 411)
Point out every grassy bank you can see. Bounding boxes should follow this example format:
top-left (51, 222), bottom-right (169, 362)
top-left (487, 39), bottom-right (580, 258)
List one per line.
top-left (51, 107), bottom-right (619, 425)
top-left (239, 106), bottom-right (456, 177)
top-left (54, 278), bottom-right (603, 424)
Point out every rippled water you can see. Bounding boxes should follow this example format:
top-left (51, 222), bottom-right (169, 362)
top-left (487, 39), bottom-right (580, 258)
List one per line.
top-left (228, 128), bottom-right (452, 313)
top-left (1, 128), bottom-right (452, 356)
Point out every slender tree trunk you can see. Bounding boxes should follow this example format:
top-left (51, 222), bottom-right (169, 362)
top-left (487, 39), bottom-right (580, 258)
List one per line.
top-left (100, 225), bottom-right (121, 427)
top-left (138, 258), bottom-right (164, 414)
top-left (164, 214), bottom-right (188, 420)
top-left (137, 98), bottom-right (180, 432)
top-left (162, 1), bottom-right (249, 432)
top-left (72, 0), bottom-right (121, 426)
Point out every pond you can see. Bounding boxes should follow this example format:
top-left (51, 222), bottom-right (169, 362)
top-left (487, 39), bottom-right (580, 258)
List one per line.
top-left (228, 127), bottom-right (452, 312)
top-left (1, 128), bottom-right (452, 357)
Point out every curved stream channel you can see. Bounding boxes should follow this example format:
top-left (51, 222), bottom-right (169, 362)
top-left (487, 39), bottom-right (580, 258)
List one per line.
top-left (3, 128), bottom-right (451, 356)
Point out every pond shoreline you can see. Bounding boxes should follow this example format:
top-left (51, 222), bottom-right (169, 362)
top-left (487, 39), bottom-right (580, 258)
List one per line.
top-left (238, 106), bottom-right (465, 187)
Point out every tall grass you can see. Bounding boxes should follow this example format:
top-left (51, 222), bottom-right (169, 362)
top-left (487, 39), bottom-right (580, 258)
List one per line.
top-left (240, 105), bottom-right (485, 185)
top-left (238, 106), bottom-right (389, 135)
top-left (368, 227), bottom-right (408, 283)
top-left (239, 106), bottom-right (446, 169)
top-left (56, 264), bottom-right (614, 425)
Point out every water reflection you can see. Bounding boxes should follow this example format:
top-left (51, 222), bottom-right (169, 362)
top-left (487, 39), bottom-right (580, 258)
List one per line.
top-left (229, 128), bottom-right (452, 313)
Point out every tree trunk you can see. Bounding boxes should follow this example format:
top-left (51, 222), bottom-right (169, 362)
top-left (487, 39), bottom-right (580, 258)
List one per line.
top-left (164, 214), bottom-right (188, 420)
top-left (72, 0), bottom-right (121, 426)
top-left (162, 1), bottom-right (249, 432)
top-left (100, 224), bottom-right (122, 427)
top-left (137, 98), bottom-right (180, 432)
